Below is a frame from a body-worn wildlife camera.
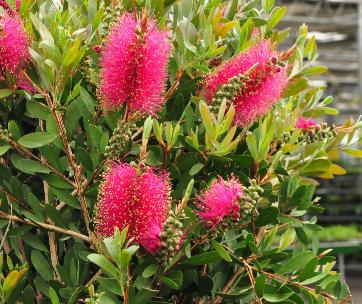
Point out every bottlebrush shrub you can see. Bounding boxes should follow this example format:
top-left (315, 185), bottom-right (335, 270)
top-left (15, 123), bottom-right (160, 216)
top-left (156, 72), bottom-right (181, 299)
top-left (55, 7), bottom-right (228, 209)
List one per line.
top-left (0, 0), bottom-right (361, 303)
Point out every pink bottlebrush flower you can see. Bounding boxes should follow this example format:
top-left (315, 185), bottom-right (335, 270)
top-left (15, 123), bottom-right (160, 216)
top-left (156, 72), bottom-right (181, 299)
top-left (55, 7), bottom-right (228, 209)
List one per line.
top-left (196, 177), bottom-right (243, 227)
top-left (295, 117), bottom-right (319, 130)
top-left (96, 163), bottom-right (171, 253)
top-left (136, 168), bottom-right (171, 252)
top-left (0, 13), bottom-right (30, 75)
top-left (203, 40), bottom-right (288, 127)
top-left (99, 13), bottom-right (172, 116)
top-left (0, 0), bottom-right (14, 16)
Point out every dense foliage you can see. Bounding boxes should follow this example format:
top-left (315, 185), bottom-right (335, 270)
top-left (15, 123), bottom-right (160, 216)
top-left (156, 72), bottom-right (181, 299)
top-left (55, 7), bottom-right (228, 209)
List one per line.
top-left (0, 0), bottom-right (361, 303)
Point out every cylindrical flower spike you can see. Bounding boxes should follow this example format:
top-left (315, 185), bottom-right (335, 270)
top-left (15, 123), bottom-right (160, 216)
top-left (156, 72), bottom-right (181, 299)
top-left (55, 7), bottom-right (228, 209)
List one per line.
top-left (196, 177), bottom-right (243, 228)
top-left (0, 13), bottom-right (29, 77)
top-left (99, 13), bottom-right (172, 116)
top-left (96, 163), bottom-right (171, 253)
top-left (203, 40), bottom-right (288, 127)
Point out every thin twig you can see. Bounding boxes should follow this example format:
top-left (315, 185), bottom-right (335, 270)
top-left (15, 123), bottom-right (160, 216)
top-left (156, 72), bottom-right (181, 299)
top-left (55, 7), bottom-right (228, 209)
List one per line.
top-left (250, 266), bottom-right (337, 300)
top-left (0, 211), bottom-right (91, 243)
top-left (124, 265), bottom-right (132, 303)
top-left (0, 187), bottom-right (33, 212)
top-left (44, 91), bottom-right (93, 240)
top-left (0, 203), bottom-right (12, 251)
top-left (213, 267), bottom-right (246, 304)
top-left (8, 138), bottom-right (75, 187)
top-left (164, 70), bottom-right (184, 101)
top-left (24, 73), bottom-right (93, 241)
top-left (242, 259), bottom-right (262, 304)
top-left (85, 269), bottom-right (103, 287)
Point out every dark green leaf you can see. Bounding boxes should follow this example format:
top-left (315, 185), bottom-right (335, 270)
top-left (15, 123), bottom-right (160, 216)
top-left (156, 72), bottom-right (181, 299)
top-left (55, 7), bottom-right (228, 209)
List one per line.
top-left (18, 132), bottom-right (58, 148)
top-left (256, 207), bottom-right (279, 226)
top-left (51, 188), bottom-right (80, 209)
top-left (255, 273), bottom-right (266, 297)
top-left (31, 251), bottom-right (53, 281)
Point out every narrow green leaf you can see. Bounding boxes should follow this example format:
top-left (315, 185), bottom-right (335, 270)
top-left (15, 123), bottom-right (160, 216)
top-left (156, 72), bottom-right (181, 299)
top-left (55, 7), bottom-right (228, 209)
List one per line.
top-left (211, 240), bottom-right (232, 262)
top-left (49, 287), bottom-right (60, 304)
top-left (142, 264), bottom-right (159, 278)
top-left (159, 276), bottom-right (179, 290)
top-left (31, 251), bottom-right (53, 280)
top-left (199, 101), bottom-right (215, 137)
top-left (0, 145), bottom-right (10, 156)
top-left (87, 254), bottom-right (118, 279)
top-left (189, 163), bottom-right (204, 176)
top-left (183, 252), bottom-right (221, 265)
top-left (302, 66), bottom-right (328, 76)
top-left (279, 251), bottom-right (315, 274)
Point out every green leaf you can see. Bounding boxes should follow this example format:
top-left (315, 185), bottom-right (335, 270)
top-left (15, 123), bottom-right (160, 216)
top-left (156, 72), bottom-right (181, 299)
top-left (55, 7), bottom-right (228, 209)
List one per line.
top-left (199, 101), bottom-right (215, 137)
top-left (183, 252), bottom-right (221, 265)
top-left (16, 159), bottom-right (51, 173)
top-left (189, 163), bottom-right (204, 176)
top-left (51, 188), bottom-right (80, 209)
top-left (295, 227), bottom-right (309, 245)
top-left (263, 291), bottom-right (293, 302)
top-left (159, 276), bottom-right (179, 290)
top-left (22, 233), bottom-right (48, 252)
top-left (18, 132), bottom-right (58, 148)
top-left (267, 6), bottom-right (286, 30)
top-left (342, 149), bottom-right (362, 158)
top-left (160, 270), bottom-right (183, 290)
top-left (0, 145), bottom-right (10, 156)
top-left (211, 240), bottom-right (232, 262)
top-left (262, 0), bottom-right (275, 14)
top-left (142, 264), bottom-right (159, 278)
top-left (49, 287), bottom-right (60, 304)
top-left (283, 77), bottom-right (308, 97)
top-left (22, 285), bottom-right (35, 304)
top-left (299, 257), bottom-right (318, 282)
top-left (135, 288), bottom-right (159, 303)
top-left (87, 254), bottom-right (118, 279)
top-left (98, 278), bottom-right (122, 296)
top-left (279, 251), bottom-right (315, 274)
top-left (26, 100), bottom-right (50, 120)
top-left (143, 116), bottom-right (153, 142)
top-left (79, 87), bottom-right (96, 113)
top-left (8, 120), bottom-right (22, 140)
top-left (0, 89), bottom-right (12, 99)
top-left (246, 133), bottom-right (258, 160)
top-left (3, 271), bottom-right (18, 296)
top-left (255, 273), bottom-right (266, 298)
top-left (279, 227), bottom-right (296, 251)
top-left (302, 66), bottom-right (328, 76)
top-left (256, 207), bottom-right (279, 226)
top-left (31, 250), bottom-right (53, 280)
top-left (301, 159), bottom-right (331, 174)
top-left (216, 287), bottom-right (252, 299)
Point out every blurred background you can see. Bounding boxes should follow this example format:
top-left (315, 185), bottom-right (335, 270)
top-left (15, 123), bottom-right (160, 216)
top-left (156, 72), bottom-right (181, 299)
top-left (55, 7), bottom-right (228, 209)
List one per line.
top-left (278, 0), bottom-right (362, 301)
